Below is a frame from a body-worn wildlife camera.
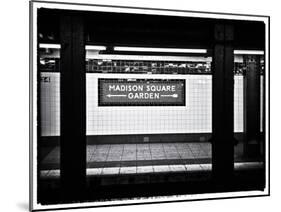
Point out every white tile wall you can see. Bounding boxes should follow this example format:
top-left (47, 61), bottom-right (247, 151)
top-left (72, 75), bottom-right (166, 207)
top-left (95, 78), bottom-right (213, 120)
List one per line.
top-left (260, 75), bottom-right (264, 132)
top-left (40, 73), bottom-right (60, 136)
top-left (86, 73), bottom-right (212, 135)
top-left (86, 74), bottom-right (213, 135)
top-left (40, 73), bottom-right (246, 136)
top-left (234, 76), bottom-right (244, 132)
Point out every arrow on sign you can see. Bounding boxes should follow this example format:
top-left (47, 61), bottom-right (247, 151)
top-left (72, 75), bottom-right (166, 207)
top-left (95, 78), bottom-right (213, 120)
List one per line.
top-left (160, 94), bottom-right (178, 98)
top-left (106, 94), bottom-right (127, 98)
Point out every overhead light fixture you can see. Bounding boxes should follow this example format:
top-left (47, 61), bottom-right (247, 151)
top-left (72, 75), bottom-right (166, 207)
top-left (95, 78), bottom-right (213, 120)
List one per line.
top-left (234, 50), bottom-right (264, 55)
top-left (85, 45), bottom-right (106, 50)
top-left (39, 44), bottom-right (106, 51)
top-left (113, 46), bottom-right (207, 54)
top-left (39, 43), bottom-right (60, 49)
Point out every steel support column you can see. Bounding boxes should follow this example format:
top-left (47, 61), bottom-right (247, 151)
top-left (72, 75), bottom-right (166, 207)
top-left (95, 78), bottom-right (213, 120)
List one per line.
top-left (243, 55), bottom-right (261, 158)
top-left (60, 14), bottom-right (86, 201)
top-left (212, 24), bottom-right (235, 183)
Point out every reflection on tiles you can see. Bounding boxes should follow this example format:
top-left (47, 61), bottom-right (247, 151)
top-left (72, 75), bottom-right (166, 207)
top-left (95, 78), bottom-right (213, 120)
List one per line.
top-left (42, 143), bottom-right (213, 166)
top-left (153, 165), bottom-right (170, 172)
top-left (169, 164), bottom-right (186, 172)
top-left (39, 142), bottom-right (231, 176)
top-left (87, 168), bottom-right (102, 175)
top-left (120, 166), bottom-right (137, 174)
top-left (137, 166), bottom-right (153, 173)
top-left (185, 164), bottom-right (202, 171)
top-left (40, 162), bottom-right (263, 179)
top-left (102, 167), bottom-right (120, 175)
top-left (200, 164), bottom-right (212, 171)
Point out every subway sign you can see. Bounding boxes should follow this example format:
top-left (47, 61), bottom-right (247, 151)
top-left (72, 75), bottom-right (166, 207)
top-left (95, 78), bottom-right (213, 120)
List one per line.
top-left (98, 78), bottom-right (185, 106)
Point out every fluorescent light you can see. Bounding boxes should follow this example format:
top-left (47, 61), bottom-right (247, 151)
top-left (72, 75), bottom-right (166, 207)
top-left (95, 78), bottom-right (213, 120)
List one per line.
top-left (87, 54), bottom-right (212, 62)
top-left (85, 45), bottom-right (106, 50)
top-left (39, 44), bottom-right (106, 51)
top-left (234, 50), bottom-right (264, 55)
top-left (39, 44), bottom-right (60, 49)
top-left (114, 46), bottom-right (207, 54)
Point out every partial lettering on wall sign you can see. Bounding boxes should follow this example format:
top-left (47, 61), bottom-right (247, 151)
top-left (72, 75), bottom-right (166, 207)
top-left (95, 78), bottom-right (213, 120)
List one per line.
top-left (40, 76), bottom-right (51, 83)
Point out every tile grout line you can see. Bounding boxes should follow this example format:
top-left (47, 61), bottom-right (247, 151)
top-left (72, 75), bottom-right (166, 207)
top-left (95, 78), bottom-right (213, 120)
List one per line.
top-left (187, 143), bottom-right (198, 163)
top-left (134, 143), bottom-right (137, 169)
top-left (198, 142), bottom-right (208, 157)
top-left (162, 144), bottom-right (171, 172)
top-left (102, 144), bottom-right (113, 174)
top-left (191, 144), bottom-right (205, 170)
top-left (174, 143), bottom-right (188, 171)
top-left (119, 143), bottom-right (125, 173)
top-left (88, 144), bottom-right (97, 164)
top-left (148, 143), bottom-right (154, 173)
top-left (162, 143), bottom-right (168, 161)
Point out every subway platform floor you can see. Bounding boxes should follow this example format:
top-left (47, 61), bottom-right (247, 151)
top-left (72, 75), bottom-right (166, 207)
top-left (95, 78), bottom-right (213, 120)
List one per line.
top-left (40, 142), bottom-right (264, 179)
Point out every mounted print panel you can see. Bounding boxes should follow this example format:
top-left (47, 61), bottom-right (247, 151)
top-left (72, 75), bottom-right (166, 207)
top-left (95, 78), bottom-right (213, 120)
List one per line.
top-left (30, 1), bottom-right (269, 211)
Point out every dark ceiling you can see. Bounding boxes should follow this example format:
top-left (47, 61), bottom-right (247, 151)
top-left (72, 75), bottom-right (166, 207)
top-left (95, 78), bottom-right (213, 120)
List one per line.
top-left (38, 8), bottom-right (265, 50)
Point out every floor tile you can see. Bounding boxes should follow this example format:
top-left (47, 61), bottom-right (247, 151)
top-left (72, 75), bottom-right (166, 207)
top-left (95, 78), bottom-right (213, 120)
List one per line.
top-left (107, 154), bottom-right (122, 161)
top-left (185, 164), bottom-right (202, 171)
top-left (120, 166), bottom-right (137, 174)
top-left (40, 170), bottom-right (50, 177)
top-left (200, 164), bottom-right (212, 171)
top-left (137, 166), bottom-right (153, 173)
top-left (153, 165), bottom-right (170, 172)
top-left (169, 164), bottom-right (186, 172)
top-left (48, 170), bottom-right (60, 177)
top-left (102, 167), bottom-right (120, 175)
top-left (87, 168), bottom-right (102, 175)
